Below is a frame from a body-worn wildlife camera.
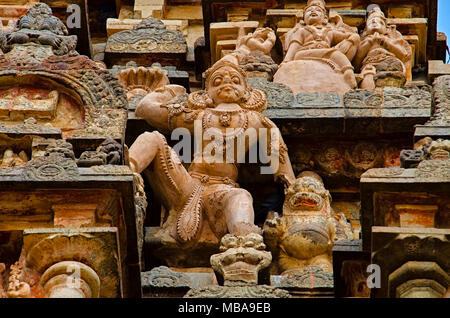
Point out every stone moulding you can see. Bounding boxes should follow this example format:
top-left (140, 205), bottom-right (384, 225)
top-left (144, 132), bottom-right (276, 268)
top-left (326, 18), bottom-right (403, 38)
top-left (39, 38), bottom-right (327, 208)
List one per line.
top-left (105, 18), bottom-right (187, 54)
top-left (249, 78), bottom-right (431, 121)
top-left (141, 266), bottom-right (192, 288)
top-left (184, 285), bottom-right (291, 298)
top-left (415, 75), bottom-right (450, 140)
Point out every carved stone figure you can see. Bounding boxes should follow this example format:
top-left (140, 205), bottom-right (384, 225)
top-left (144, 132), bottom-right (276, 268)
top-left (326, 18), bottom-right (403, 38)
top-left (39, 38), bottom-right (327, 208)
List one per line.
top-left (0, 3), bottom-right (77, 56)
top-left (210, 233), bottom-right (272, 286)
top-left (129, 60), bottom-right (295, 266)
top-left (185, 233), bottom-right (290, 298)
top-left (222, 27), bottom-right (278, 79)
top-left (0, 148), bottom-right (28, 167)
top-left (354, 6), bottom-right (412, 89)
top-left (274, 0), bottom-right (360, 95)
top-left (264, 172), bottom-right (343, 275)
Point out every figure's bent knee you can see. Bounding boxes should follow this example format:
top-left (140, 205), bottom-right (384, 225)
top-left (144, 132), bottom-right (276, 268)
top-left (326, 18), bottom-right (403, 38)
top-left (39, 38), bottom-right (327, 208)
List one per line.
top-left (229, 189), bottom-right (253, 207)
top-left (129, 131), bottom-right (167, 173)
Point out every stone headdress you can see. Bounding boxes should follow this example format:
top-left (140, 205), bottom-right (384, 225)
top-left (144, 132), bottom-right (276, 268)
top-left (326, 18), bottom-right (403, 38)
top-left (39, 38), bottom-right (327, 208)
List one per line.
top-left (361, 5), bottom-right (401, 39)
top-left (187, 60), bottom-right (267, 112)
top-left (367, 5), bottom-right (387, 24)
top-left (305, 0), bottom-right (327, 12)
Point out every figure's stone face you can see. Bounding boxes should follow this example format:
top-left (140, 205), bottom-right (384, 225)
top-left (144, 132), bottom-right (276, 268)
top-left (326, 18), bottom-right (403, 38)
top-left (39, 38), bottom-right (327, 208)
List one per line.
top-left (367, 16), bottom-right (386, 34)
top-left (207, 66), bottom-right (246, 104)
top-left (304, 5), bottom-right (327, 25)
top-left (285, 176), bottom-right (328, 212)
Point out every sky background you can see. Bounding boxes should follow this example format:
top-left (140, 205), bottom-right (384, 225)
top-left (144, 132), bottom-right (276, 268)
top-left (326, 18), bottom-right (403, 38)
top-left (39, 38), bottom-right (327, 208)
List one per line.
top-left (438, 0), bottom-right (450, 61)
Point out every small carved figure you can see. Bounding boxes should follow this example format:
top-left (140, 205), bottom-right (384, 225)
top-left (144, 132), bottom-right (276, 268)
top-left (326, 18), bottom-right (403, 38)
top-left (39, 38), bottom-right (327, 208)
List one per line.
top-left (264, 172), bottom-right (339, 274)
top-left (274, 0), bottom-right (360, 94)
top-left (129, 60), bottom-right (294, 265)
top-left (97, 138), bottom-right (123, 165)
top-left (0, 3), bottom-right (77, 56)
top-left (0, 149), bottom-right (28, 168)
top-left (210, 233), bottom-right (272, 286)
top-left (354, 6), bottom-right (412, 89)
top-left (222, 27), bottom-right (278, 79)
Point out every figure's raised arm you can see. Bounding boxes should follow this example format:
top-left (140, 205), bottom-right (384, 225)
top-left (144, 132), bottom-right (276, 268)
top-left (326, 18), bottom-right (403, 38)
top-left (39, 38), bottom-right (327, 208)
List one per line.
top-left (253, 113), bottom-right (295, 187)
top-left (135, 84), bottom-right (186, 134)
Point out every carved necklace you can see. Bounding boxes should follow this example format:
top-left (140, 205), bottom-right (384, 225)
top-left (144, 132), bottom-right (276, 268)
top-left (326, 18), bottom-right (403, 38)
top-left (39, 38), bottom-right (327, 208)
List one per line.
top-left (201, 109), bottom-right (249, 152)
top-left (304, 25), bottom-right (330, 42)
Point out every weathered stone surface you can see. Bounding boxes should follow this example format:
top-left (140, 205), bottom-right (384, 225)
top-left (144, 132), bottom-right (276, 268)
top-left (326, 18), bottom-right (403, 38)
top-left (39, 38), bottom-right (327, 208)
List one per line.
top-left (141, 266), bottom-right (192, 288)
top-left (270, 265), bottom-right (334, 289)
top-left (184, 285), bottom-right (290, 298)
top-left (355, 6), bottom-right (412, 89)
top-left (11, 228), bottom-right (121, 298)
top-left (360, 141), bottom-right (450, 251)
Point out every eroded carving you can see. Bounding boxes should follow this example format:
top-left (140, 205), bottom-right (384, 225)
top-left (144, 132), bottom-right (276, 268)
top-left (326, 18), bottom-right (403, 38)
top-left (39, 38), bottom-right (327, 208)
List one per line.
top-left (0, 3), bottom-right (77, 56)
top-left (141, 266), bottom-right (191, 288)
top-left (106, 18), bottom-right (186, 54)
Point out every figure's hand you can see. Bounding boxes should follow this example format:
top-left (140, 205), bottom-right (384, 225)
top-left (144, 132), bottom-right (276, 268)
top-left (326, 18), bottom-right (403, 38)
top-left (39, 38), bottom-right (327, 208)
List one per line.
top-left (6, 32), bottom-right (29, 45)
top-left (368, 34), bottom-right (385, 46)
top-left (336, 39), bottom-right (352, 54)
top-left (38, 34), bottom-right (63, 48)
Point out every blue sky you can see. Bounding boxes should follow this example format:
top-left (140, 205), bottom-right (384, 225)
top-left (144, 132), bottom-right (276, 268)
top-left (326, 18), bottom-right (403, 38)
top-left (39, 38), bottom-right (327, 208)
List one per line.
top-left (438, 0), bottom-right (450, 61)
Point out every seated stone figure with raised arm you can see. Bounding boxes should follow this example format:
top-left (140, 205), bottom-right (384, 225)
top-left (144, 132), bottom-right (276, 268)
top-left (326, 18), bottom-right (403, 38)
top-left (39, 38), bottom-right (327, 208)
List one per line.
top-left (354, 6), bottom-right (412, 89)
top-left (128, 60), bottom-right (295, 266)
top-left (274, 0), bottom-right (360, 95)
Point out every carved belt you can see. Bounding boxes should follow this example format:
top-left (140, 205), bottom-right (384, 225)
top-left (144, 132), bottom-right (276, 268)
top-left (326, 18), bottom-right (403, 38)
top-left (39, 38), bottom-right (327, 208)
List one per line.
top-left (176, 172), bottom-right (239, 243)
top-left (189, 172), bottom-right (239, 188)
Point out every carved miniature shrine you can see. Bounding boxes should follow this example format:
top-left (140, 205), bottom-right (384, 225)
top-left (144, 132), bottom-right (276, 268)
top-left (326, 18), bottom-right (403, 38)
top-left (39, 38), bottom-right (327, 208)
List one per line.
top-left (0, 0), bottom-right (448, 299)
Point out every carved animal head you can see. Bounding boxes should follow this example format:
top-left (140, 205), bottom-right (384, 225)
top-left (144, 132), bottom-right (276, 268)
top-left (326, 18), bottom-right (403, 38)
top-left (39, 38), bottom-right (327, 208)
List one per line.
top-left (284, 171), bottom-right (331, 213)
top-left (211, 233), bottom-right (271, 286)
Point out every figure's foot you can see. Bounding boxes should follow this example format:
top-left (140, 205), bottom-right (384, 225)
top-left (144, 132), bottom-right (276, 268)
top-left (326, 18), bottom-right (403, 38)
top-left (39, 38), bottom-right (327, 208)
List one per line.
top-left (344, 69), bottom-right (357, 88)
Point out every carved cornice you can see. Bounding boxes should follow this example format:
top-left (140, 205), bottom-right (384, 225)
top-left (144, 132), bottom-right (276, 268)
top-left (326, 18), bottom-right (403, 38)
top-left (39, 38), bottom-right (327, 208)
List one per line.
top-left (105, 18), bottom-right (187, 54)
